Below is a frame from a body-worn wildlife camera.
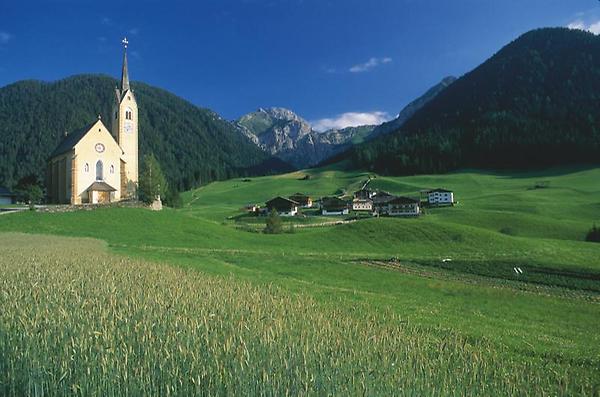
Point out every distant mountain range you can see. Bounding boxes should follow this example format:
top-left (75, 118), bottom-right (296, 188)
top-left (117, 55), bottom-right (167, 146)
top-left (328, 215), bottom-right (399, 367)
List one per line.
top-left (234, 108), bottom-right (375, 169)
top-left (235, 76), bottom-right (456, 169)
top-left (0, 75), bottom-right (289, 189)
top-left (341, 28), bottom-right (600, 174)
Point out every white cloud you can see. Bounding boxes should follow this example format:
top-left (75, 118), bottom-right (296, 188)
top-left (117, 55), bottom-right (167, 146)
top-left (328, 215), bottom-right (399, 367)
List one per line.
top-left (129, 28), bottom-right (140, 36)
top-left (0, 31), bottom-right (13, 44)
top-left (312, 111), bottom-right (391, 132)
top-left (567, 19), bottom-right (600, 35)
top-left (567, 20), bottom-right (585, 30)
top-left (349, 57), bottom-right (392, 73)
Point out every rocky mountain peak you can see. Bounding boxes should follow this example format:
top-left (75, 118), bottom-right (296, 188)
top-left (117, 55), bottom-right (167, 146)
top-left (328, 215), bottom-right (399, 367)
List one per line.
top-left (235, 108), bottom-right (375, 169)
top-left (257, 107), bottom-right (306, 124)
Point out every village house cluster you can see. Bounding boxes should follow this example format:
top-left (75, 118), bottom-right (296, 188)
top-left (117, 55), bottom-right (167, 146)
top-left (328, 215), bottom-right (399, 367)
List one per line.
top-left (246, 187), bottom-right (455, 218)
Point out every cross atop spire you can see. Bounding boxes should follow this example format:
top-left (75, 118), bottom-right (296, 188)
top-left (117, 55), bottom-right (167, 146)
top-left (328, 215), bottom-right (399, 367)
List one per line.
top-left (120, 37), bottom-right (130, 93)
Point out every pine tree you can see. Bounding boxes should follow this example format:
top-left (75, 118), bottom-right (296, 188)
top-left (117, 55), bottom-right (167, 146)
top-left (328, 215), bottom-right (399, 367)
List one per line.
top-left (138, 154), bottom-right (167, 204)
top-left (13, 174), bottom-right (44, 208)
top-left (586, 224), bottom-right (600, 243)
top-left (264, 210), bottom-right (283, 234)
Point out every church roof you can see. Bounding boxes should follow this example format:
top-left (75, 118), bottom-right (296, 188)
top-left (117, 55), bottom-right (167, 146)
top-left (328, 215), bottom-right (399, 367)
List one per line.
top-left (86, 181), bottom-right (117, 192)
top-left (121, 46), bottom-right (130, 92)
top-left (49, 121), bottom-right (98, 158)
top-left (0, 186), bottom-right (16, 197)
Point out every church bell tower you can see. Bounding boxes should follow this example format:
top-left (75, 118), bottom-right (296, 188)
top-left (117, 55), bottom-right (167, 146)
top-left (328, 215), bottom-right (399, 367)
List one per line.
top-left (112, 37), bottom-right (139, 196)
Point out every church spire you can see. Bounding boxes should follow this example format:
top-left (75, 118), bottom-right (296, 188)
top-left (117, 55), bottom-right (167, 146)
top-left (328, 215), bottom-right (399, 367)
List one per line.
top-left (120, 37), bottom-right (130, 93)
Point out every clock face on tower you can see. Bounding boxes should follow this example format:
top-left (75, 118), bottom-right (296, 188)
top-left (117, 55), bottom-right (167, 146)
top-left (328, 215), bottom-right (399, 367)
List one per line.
top-left (124, 121), bottom-right (133, 133)
top-left (95, 143), bottom-right (105, 153)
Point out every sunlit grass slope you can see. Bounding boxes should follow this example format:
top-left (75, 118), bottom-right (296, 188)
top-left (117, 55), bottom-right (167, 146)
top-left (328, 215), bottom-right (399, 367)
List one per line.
top-left (1, 165), bottom-right (599, 392)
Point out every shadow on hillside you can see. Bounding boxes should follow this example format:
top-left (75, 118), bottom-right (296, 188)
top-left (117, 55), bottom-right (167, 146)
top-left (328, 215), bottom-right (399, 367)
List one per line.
top-left (465, 164), bottom-right (599, 179)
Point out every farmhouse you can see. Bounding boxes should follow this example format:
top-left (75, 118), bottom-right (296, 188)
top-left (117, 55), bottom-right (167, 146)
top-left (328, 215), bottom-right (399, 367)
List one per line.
top-left (352, 198), bottom-right (373, 212)
top-left (372, 192), bottom-right (394, 216)
top-left (244, 204), bottom-right (259, 213)
top-left (47, 38), bottom-right (138, 204)
top-left (386, 196), bottom-right (420, 216)
top-left (321, 197), bottom-right (349, 216)
top-left (354, 188), bottom-right (374, 200)
top-left (427, 188), bottom-right (454, 206)
top-left (289, 193), bottom-right (313, 208)
top-left (265, 196), bottom-right (299, 217)
top-left (0, 186), bottom-right (16, 205)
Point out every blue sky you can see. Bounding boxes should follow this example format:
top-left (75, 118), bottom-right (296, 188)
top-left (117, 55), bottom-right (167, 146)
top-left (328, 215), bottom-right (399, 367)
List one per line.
top-left (1, 0), bottom-right (599, 129)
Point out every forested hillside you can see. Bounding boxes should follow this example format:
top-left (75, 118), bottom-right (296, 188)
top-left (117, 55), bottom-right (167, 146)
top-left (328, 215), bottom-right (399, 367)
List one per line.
top-left (367, 76), bottom-right (456, 140)
top-left (348, 28), bottom-right (600, 174)
top-left (0, 75), bottom-right (289, 189)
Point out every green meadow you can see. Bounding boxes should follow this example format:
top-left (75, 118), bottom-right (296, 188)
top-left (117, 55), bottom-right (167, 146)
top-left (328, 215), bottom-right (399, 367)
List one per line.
top-left (1, 165), bottom-right (600, 394)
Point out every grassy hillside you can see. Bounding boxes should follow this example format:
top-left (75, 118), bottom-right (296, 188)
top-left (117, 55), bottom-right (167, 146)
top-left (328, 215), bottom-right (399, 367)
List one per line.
top-left (1, 166), bottom-right (599, 392)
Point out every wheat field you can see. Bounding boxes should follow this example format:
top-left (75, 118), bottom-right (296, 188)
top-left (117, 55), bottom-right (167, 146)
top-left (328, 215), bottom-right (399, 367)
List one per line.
top-left (0, 233), bottom-right (596, 396)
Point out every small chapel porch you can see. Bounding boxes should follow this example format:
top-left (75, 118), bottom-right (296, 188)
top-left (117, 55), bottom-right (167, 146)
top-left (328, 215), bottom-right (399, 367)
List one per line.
top-left (83, 181), bottom-right (117, 204)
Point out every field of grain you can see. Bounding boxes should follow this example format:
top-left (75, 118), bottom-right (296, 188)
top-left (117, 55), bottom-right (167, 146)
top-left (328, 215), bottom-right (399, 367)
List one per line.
top-left (1, 233), bottom-right (598, 396)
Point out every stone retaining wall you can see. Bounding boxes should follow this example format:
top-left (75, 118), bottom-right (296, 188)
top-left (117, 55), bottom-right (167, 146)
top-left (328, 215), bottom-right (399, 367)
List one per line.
top-left (36, 200), bottom-right (146, 213)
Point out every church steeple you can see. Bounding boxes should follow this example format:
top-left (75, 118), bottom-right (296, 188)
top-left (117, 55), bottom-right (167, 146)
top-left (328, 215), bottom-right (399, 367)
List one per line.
top-left (120, 37), bottom-right (130, 93)
top-left (112, 36), bottom-right (138, 195)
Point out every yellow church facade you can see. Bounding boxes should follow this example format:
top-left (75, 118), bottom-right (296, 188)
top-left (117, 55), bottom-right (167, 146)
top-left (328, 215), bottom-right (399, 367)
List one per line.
top-left (47, 38), bottom-right (138, 204)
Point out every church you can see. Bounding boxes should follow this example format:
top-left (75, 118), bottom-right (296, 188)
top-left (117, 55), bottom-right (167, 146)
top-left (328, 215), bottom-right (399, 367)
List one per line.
top-left (47, 38), bottom-right (139, 204)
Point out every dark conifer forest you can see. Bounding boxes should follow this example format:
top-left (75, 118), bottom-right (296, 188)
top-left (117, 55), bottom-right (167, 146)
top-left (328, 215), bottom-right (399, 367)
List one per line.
top-left (0, 75), bottom-right (289, 189)
top-left (346, 28), bottom-right (600, 174)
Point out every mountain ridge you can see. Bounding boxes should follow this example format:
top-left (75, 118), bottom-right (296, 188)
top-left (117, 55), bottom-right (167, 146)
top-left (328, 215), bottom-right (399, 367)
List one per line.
top-left (344, 28), bottom-right (600, 174)
top-left (236, 75), bottom-right (457, 168)
top-left (368, 76), bottom-right (457, 139)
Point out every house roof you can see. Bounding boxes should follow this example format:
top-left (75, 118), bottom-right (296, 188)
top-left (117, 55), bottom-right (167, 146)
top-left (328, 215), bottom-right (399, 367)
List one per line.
top-left (428, 188), bottom-right (453, 193)
top-left (0, 186), bottom-right (16, 197)
top-left (85, 181), bottom-right (117, 192)
top-left (49, 120), bottom-right (98, 158)
top-left (321, 197), bottom-right (348, 210)
top-left (354, 189), bottom-right (374, 199)
top-left (373, 195), bottom-right (394, 204)
top-left (290, 192), bottom-right (310, 198)
top-left (266, 196), bottom-right (298, 208)
top-left (322, 196), bottom-right (346, 204)
top-left (389, 196), bottom-right (420, 204)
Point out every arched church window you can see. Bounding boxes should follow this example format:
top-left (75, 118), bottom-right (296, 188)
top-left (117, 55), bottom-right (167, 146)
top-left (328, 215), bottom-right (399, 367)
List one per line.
top-left (110, 165), bottom-right (115, 174)
top-left (84, 163), bottom-right (89, 172)
top-left (96, 160), bottom-right (103, 181)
